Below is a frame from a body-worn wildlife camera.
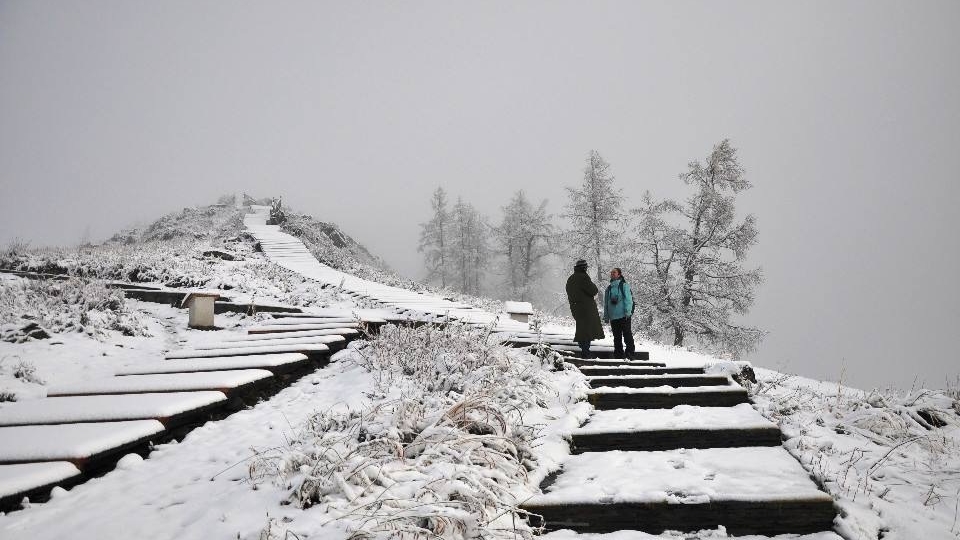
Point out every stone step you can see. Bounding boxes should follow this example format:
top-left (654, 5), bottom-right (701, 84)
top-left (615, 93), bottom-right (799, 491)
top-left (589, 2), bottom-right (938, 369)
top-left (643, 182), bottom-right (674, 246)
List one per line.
top-left (587, 385), bottom-right (749, 409)
top-left (522, 446), bottom-right (835, 536)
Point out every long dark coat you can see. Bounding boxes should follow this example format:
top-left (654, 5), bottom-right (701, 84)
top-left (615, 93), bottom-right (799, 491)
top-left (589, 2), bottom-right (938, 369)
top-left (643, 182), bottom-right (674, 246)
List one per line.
top-left (566, 269), bottom-right (605, 342)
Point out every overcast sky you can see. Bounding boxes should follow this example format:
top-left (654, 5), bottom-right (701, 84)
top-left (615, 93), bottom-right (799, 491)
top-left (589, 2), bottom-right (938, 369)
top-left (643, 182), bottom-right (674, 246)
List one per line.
top-left (2, 1), bottom-right (958, 390)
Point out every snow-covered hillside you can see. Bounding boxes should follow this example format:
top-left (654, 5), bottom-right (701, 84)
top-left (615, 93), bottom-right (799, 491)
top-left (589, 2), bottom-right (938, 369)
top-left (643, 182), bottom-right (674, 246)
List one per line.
top-left (0, 200), bottom-right (958, 540)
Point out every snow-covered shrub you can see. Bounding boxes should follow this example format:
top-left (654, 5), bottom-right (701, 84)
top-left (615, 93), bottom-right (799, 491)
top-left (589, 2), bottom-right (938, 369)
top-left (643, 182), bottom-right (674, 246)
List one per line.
top-left (253, 324), bottom-right (554, 539)
top-left (0, 278), bottom-right (149, 339)
top-left (108, 203), bottom-right (244, 244)
top-left (0, 390), bottom-right (15, 402)
top-left (750, 370), bottom-right (960, 539)
top-left (12, 360), bottom-right (43, 384)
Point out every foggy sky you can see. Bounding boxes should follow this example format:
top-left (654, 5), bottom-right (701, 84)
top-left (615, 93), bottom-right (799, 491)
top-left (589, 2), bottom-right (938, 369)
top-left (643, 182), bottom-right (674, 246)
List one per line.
top-left (2, 1), bottom-right (958, 390)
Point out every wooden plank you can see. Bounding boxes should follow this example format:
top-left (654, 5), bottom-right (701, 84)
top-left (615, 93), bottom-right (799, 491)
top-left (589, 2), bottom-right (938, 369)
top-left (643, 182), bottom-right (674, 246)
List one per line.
top-left (192, 335), bottom-right (344, 350)
top-left (247, 322), bottom-right (361, 334)
top-left (571, 427), bottom-right (784, 453)
top-left (0, 421), bottom-right (165, 467)
top-left (587, 388), bottom-right (750, 409)
top-left (117, 353), bottom-right (310, 376)
top-left (47, 370), bottom-right (273, 397)
top-left (222, 328), bottom-right (360, 342)
top-left (254, 317), bottom-right (358, 325)
top-left (0, 462), bottom-right (81, 511)
top-left (0, 392), bottom-right (227, 427)
top-left (522, 446), bottom-right (836, 535)
top-left (522, 498), bottom-right (836, 536)
top-left (586, 375), bottom-right (731, 388)
top-left (565, 357), bottom-right (662, 367)
top-left (214, 302), bottom-right (302, 315)
top-left (165, 343), bottom-right (330, 360)
top-left (578, 366), bottom-right (704, 376)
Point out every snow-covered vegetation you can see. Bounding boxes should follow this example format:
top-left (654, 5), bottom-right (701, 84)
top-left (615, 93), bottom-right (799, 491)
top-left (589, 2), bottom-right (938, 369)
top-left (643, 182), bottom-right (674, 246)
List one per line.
top-left (0, 276), bottom-right (148, 342)
top-left (749, 369), bottom-right (960, 539)
top-left (251, 323), bottom-right (586, 539)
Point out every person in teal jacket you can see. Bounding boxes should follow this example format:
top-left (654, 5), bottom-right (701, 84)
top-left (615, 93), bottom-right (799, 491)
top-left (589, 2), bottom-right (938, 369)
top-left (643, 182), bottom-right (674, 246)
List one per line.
top-left (603, 267), bottom-right (636, 359)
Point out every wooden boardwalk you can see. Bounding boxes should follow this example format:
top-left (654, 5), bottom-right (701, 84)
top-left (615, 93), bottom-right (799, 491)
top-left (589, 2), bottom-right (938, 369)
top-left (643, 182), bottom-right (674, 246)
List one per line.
top-left (522, 358), bottom-right (838, 536)
top-left (0, 311), bottom-right (364, 511)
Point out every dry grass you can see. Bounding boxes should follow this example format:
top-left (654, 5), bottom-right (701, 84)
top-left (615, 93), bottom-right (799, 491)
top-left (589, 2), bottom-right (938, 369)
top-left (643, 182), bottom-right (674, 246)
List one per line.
top-left (254, 323), bottom-right (555, 539)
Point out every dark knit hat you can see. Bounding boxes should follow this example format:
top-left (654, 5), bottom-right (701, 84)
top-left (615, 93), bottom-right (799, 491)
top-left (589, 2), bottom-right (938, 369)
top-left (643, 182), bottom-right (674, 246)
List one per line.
top-left (574, 259), bottom-right (588, 269)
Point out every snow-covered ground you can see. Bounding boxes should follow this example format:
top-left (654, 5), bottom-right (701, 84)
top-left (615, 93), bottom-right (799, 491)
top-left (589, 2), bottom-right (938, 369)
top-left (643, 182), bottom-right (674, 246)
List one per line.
top-left (2, 201), bottom-right (959, 539)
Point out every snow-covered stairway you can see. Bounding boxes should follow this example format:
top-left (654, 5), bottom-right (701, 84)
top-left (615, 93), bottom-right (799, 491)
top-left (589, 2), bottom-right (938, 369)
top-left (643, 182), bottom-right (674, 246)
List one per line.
top-left (523, 359), bottom-right (839, 537)
top-left (0, 313), bottom-right (363, 511)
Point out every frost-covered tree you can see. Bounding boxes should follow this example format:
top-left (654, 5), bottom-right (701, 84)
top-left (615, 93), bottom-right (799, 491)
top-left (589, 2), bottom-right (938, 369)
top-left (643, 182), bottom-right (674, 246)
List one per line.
top-left (494, 191), bottom-right (554, 301)
top-left (450, 198), bottom-right (489, 295)
top-left (628, 139), bottom-right (762, 357)
top-left (418, 187), bottom-right (452, 287)
top-left (562, 150), bottom-right (625, 284)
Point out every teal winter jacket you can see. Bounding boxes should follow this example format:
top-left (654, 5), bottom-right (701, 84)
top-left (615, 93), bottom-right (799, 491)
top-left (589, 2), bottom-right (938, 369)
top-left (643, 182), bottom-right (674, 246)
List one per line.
top-left (603, 278), bottom-right (634, 321)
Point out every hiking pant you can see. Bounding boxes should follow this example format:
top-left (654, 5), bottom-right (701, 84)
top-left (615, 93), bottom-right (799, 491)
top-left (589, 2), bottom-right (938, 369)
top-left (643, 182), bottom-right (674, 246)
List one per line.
top-left (610, 317), bottom-right (635, 359)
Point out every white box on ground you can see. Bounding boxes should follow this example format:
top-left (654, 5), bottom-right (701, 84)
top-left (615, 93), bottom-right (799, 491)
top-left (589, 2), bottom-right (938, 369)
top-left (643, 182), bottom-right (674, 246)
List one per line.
top-left (181, 291), bottom-right (221, 329)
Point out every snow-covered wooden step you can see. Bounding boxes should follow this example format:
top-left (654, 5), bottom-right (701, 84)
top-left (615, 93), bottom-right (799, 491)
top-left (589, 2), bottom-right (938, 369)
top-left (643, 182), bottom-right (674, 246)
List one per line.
top-left (268, 310), bottom-right (391, 323)
top-left (0, 391), bottom-right (227, 427)
top-left (542, 530), bottom-right (845, 540)
top-left (47, 370), bottom-right (273, 397)
top-left (565, 355), bottom-right (657, 366)
top-left (247, 322), bottom-right (361, 334)
top-left (0, 420), bottom-right (165, 466)
top-left (222, 328), bottom-right (360, 342)
top-left (116, 353), bottom-right (310, 376)
top-left (192, 334), bottom-right (345, 350)
top-left (511, 340), bottom-right (615, 353)
top-left (571, 404), bottom-right (781, 452)
top-left (587, 384), bottom-right (749, 409)
top-left (578, 366), bottom-right (704, 376)
top-left (254, 317), bottom-right (358, 326)
top-left (586, 374), bottom-right (731, 388)
top-left (522, 446), bottom-right (835, 535)
top-left (165, 343), bottom-right (330, 359)
top-left (0, 462), bottom-right (82, 510)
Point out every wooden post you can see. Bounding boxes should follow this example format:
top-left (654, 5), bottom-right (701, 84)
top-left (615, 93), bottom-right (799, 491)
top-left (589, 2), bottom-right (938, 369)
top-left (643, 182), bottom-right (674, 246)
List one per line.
top-left (181, 292), bottom-right (221, 329)
top-left (504, 301), bottom-right (533, 325)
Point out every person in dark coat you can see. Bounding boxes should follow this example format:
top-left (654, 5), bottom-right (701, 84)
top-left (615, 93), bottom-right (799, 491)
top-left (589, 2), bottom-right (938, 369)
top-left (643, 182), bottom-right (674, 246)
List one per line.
top-left (565, 259), bottom-right (605, 357)
top-left (603, 267), bottom-right (636, 360)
